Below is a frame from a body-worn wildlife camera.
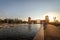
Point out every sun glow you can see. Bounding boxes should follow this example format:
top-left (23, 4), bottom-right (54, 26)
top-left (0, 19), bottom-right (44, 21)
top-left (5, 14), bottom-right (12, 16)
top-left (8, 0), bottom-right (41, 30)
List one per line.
top-left (44, 12), bottom-right (57, 22)
top-left (48, 15), bottom-right (54, 22)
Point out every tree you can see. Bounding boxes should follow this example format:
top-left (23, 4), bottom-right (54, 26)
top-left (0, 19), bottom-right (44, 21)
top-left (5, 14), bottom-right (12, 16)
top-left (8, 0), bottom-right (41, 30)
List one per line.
top-left (53, 17), bottom-right (56, 22)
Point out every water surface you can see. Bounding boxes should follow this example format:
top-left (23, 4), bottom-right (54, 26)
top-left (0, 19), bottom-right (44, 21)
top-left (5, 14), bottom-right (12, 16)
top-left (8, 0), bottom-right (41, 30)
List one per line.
top-left (0, 24), bottom-right (42, 40)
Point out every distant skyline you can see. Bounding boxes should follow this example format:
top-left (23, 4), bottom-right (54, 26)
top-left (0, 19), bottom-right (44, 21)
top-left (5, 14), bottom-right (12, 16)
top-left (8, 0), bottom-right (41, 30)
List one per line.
top-left (0, 0), bottom-right (60, 21)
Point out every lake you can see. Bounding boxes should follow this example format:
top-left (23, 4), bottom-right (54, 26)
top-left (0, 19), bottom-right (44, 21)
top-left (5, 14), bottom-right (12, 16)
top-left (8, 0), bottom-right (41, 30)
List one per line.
top-left (0, 24), bottom-right (42, 40)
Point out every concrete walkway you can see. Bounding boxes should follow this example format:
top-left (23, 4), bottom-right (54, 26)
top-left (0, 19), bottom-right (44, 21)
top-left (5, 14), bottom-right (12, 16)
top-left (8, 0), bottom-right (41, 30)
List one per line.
top-left (33, 24), bottom-right (60, 40)
top-left (44, 24), bottom-right (60, 40)
top-left (33, 24), bottom-right (44, 40)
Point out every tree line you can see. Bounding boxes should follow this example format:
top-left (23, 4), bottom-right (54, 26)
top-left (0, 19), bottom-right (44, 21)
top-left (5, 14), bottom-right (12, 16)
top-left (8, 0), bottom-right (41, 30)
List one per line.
top-left (0, 19), bottom-right (28, 24)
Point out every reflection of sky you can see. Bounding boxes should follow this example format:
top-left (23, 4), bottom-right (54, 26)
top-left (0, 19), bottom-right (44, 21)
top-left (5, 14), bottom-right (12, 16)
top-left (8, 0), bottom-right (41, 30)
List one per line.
top-left (0, 0), bottom-right (60, 20)
top-left (0, 24), bottom-right (40, 38)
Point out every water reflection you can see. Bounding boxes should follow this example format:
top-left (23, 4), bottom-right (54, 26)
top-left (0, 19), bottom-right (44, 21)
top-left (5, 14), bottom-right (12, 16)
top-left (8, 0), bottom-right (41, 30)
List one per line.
top-left (28, 24), bottom-right (31, 32)
top-left (0, 24), bottom-right (41, 40)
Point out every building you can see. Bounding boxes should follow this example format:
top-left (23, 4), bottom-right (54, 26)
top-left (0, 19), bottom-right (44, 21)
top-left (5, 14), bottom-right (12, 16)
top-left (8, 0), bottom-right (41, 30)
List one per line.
top-left (45, 15), bottom-right (49, 23)
top-left (31, 20), bottom-right (37, 24)
top-left (36, 20), bottom-right (40, 24)
top-left (40, 20), bottom-right (45, 24)
top-left (28, 17), bottom-right (31, 24)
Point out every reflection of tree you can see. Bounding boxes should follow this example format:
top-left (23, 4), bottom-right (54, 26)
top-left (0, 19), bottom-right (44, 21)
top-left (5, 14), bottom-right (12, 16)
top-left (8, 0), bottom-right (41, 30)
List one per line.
top-left (28, 24), bottom-right (31, 32)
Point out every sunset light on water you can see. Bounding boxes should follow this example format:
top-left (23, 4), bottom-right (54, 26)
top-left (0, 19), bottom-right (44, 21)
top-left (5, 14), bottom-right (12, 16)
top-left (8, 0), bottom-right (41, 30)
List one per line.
top-left (0, 0), bottom-right (60, 40)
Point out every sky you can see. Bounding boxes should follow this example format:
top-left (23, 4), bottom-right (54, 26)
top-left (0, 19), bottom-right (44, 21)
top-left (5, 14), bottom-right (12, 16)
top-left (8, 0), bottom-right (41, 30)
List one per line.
top-left (0, 0), bottom-right (60, 21)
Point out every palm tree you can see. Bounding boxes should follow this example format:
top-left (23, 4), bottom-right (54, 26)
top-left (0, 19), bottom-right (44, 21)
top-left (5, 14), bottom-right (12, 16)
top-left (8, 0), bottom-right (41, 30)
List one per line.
top-left (53, 17), bottom-right (56, 22)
